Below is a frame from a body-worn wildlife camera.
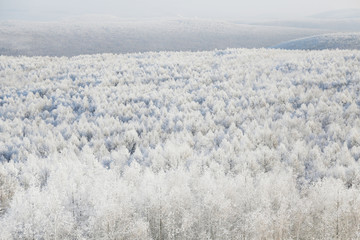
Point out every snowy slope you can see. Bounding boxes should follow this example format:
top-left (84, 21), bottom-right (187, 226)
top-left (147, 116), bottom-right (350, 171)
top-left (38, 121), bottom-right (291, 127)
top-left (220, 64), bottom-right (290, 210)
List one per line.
top-left (0, 18), bottom-right (326, 56)
top-left (271, 32), bottom-right (360, 50)
top-left (1, 49), bottom-right (360, 239)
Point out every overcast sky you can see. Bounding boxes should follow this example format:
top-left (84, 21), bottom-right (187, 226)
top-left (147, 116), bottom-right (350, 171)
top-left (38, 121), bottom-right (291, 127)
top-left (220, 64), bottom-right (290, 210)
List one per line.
top-left (1, 0), bottom-right (360, 21)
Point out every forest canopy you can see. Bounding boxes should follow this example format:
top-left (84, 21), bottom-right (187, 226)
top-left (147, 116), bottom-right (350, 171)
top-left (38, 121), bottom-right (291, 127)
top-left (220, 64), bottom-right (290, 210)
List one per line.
top-left (1, 48), bottom-right (360, 239)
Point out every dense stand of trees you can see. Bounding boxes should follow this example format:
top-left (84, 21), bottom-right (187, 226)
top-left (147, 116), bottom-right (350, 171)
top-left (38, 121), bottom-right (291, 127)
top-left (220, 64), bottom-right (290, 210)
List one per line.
top-left (1, 49), bottom-right (360, 239)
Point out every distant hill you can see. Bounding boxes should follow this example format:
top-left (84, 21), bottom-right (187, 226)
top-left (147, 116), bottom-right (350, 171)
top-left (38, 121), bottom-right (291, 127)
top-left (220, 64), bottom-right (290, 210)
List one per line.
top-left (244, 18), bottom-right (360, 32)
top-left (310, 9), bottom-right (360, 19)
top-left (271, 32), bottom-right (360, 50)
top-left (239, 9), bottom-right (360, 32)
top-left (0, 18), bottom-right (325, 57)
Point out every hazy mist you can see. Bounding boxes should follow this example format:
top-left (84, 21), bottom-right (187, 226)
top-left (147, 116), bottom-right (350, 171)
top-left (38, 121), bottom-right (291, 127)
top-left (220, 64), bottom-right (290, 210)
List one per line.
top-left (1, 0), bottom-right (360, 21)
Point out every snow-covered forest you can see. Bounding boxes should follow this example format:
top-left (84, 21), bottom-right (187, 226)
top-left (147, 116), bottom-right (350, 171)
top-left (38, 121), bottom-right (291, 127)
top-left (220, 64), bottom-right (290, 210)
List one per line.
top-left (1, 48), bottom-right (360, 239)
